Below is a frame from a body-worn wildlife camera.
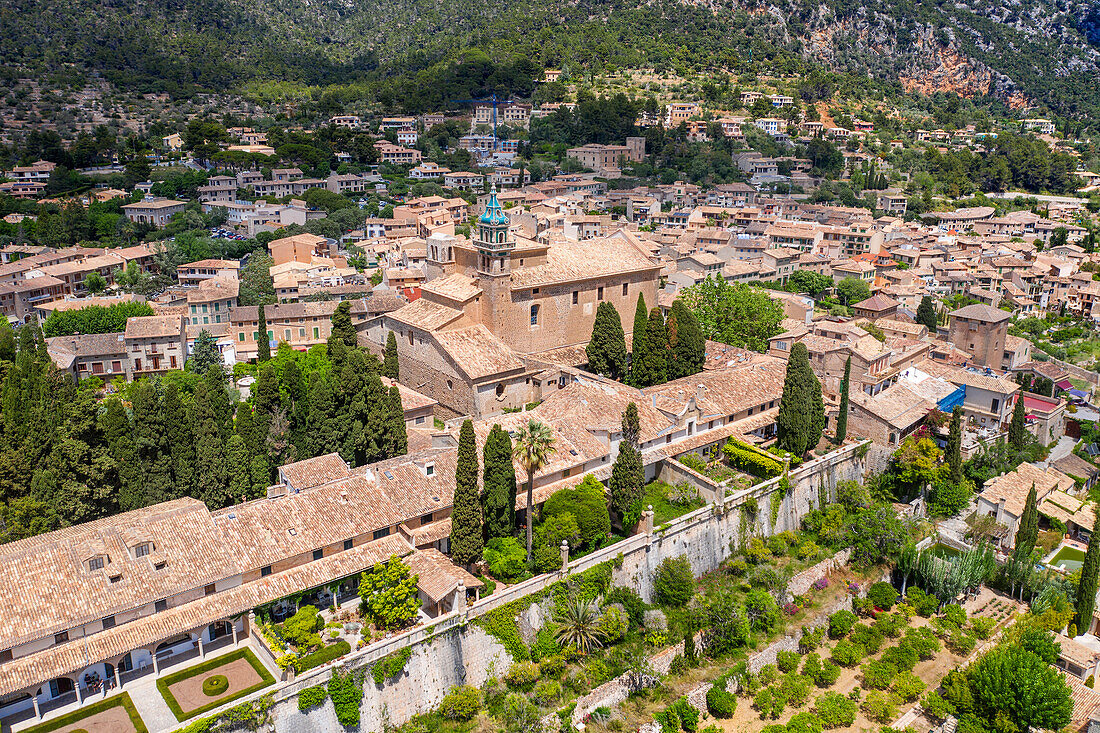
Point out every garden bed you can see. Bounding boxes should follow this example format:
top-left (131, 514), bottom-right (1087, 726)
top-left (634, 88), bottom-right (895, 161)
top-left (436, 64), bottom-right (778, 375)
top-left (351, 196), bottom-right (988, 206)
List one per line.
top-left (156, 648), bottom-right (275, 721)
top-left (18, 693), bottom-right (147, 733)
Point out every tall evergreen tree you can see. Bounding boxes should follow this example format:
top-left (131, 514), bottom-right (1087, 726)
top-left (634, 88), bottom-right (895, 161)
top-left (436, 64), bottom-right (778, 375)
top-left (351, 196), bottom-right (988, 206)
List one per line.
top-left (330, 301), bottom-right (357, 350)
top-left (609, 402), bottom-right (645, 529)
top-left (947, 406), bottom-right (964, 485)
top-left (163, 382), bottom-right (194, 498)
top-left (383, 331), bottom-right (400, 380)
top-left (586, 301), bottom-right (628, 380)
top-left (668, 300), bottom-right (705, 380)
top-left (1075, 507), bottom-right (1100, 633)
top-left (1009, 392), bottom-right (1028, 449)
top-left (450, 419), bottom-right (483, 565)
top-left (482, 424), bottom-right (517, 540)
top-left (226, 434), bottom-right (252, 503)
top-left (190, 329), bottom-right (221, 373)
top-left (629, 294), bottom-right (649, 386)
top-left (0, 319), bottom-right (15, 363)
top-left (1015, 483), bottom-right (1039, 558)
top-left (633, 307), bottom-right (668, 387)
top-left (777, 342), bottom-right (825, 456)
top-left (257, 303), bottom-right (270, 363)
top-left (306, 373), bottom-right (340, 457)
top-left (916, 296), bottom-right (938, 332)
top-left (386, 385), bottom-right (408, 457)
top-left (836, 356), bottom-right (851, 443)
top-left (131, 380), bottom-right (171, 506)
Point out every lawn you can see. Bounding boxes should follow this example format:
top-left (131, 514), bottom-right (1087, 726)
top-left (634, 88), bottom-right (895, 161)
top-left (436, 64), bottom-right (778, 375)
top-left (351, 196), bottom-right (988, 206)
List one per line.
top-left (156, 648), bottom-right (275, 721)
top-left (642, 481), bottom-right (706, 525)
top-left (19, 693), bottom-right (147, 733)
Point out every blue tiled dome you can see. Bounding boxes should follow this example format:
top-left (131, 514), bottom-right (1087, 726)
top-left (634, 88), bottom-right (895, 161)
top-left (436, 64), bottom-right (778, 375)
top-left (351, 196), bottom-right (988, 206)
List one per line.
top-left (479, 187), bottom-right (509, 226)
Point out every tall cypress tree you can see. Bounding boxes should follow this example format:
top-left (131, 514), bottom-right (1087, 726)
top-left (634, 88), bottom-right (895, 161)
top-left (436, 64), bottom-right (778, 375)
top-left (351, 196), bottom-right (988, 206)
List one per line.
top-left (1015, 483), bottom-right (1039, 557)
top-left (226, 434), bottom-right (252, 502)
top-left (836, 356), bottom-right (851, 444)
top-left (629, 294), bottom-right (649, 386)
top-left (450, 419), bottom-right (483, 565)
top-left (777, 342), bottom-right (825, 456)
top-left (586, 301), bottom-right (628, 380)
top-left (163, 382), bottom-right (194, 498)
top-left (633, 307), bottom-right (668, 387)
top-left (306, 373), bottom-right (339, 457)
top-left (947, 406), bottom-right (964, 485)
top-left (1009, 392), bottom-right (1027, 449)
top-left (383, 331), bottom-right (400, 380)
top-left (669, 300), bottom-right (705, 380)
top-left (386, 385), bottom-right (408, 457)
top-left (916, 296), bottom-right (938, 332)
top-left (1075, 507), bottom-right (1100, 633)
top-left (330, 301), bottom-right (357, 349)
top-left (257, 303), bottom-right (270, 363)
top-left (609, 402), bottom-right (645, 529)
top-left (482, 424), bottom-right (517, 540)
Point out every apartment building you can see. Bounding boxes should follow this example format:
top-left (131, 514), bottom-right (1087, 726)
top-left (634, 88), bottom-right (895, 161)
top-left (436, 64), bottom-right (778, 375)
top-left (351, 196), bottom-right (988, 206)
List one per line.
top-left (121, 198), bottom-right (186, 228)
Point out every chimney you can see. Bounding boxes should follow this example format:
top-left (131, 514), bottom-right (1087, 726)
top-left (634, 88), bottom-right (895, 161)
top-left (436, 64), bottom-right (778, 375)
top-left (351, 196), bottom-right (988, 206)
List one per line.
top-left (695, 384), bottom-right (705, 404)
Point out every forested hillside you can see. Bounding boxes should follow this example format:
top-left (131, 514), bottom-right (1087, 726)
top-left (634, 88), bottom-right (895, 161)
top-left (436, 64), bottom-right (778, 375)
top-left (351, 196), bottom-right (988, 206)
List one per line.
top-left (2, 0), bottom-right (1099, 120)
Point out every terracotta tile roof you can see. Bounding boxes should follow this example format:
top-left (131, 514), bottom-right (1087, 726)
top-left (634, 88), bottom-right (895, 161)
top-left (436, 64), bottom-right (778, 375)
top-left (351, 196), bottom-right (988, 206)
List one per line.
top-left (406, 518), bottom-right (452, 546)
top-left (949, 303), bottom-right (1012, 323)
top-left (124, 314), bottom-right (184, 339)
top-left (278, 452), bottom-right (352, 491)
top-left (1060, 669), bottom-right (1100, 731)
top-left (508, 230), bottom-right (658, 289)
top-left (643, 354), bottom-right (787, 421)
top-left (405, 548), bottom-right (482, 603)
top-left (433, 325), bottom-right (524, 380)
top-left (850, 385), bottom-right (935, 429)
top-left (382, 376), bottom-right (438, 412)
top-left (420, 273), bottom-right (482, 302)
top-left (387, 298), bottom-right (464, 331)
top-left (980, 462), bottom-right (1074, 518)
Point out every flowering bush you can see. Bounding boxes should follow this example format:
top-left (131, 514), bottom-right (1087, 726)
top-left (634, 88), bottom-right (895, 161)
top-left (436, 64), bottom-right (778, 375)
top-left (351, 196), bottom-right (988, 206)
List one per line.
top-left (847, 581), bottom-right (861, 595)
top-left (784, 603), bottom-right (800, 616)
top-left (813, 577), bottom-right (829, 591)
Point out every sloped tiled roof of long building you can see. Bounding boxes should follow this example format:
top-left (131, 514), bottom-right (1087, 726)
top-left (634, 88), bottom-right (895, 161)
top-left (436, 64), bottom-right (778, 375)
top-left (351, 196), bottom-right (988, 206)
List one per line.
top-left (642, 354), bottom-right (787, 419)
top-left (420, 273), bottom-right (482, 302)
top-left (508, 230), bottom-right (658, 289)
top-left (433, 325), bottom-right (524, 379)
top-left (386, 297), bottom-right (464, 331)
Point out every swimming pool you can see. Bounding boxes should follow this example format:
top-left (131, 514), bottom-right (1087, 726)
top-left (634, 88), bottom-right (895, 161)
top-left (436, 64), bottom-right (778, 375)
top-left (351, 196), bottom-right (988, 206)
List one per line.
top-left (1048, 545), bottom-right (1087, 572)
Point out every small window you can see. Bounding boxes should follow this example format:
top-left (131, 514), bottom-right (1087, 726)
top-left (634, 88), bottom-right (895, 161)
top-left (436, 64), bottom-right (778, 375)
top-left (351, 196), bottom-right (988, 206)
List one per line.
top-left (54, 631), bottom-right (69, 645)
top-left (134, 543), bottom-right (150, 558)
top-left (530, 304), bottom-right (539, 326)
top-left (408, 331), bottom-right (414, 346)
top-left (622, 283), bottom-right (628, 296)
top-left (88, 556), bottom-right (104, 572)
top-left (205, 583), bottom-right (216, 596)
top-left (154, 561), bottom-right (166, 571)
top-left (992, 398), bottom-right (1000, 412)
top-left (0, 649), bottom-right (12, 663)
top-left (313, 549), bottom-right (324, 561)
top-left (572, 291), bottom-right (578, 305)
top-left (597, 286), bottom-right (604, 300)
top-left (239, 333), bottom-right (245, 342)
top-left (155, 599), bottom-right (168, 613)
top-left (102, 616), bottom-right (116, 630)
top-left (425, 464), bottom-right (435, 477)
top-left (373, 527), bottom-right (390, 540)
top-left (421, 512), bottom-right (434, 525)
top-left (343, 539), bottom-right (354, 551)
top-left (261, 565), bottom-right (272, 577)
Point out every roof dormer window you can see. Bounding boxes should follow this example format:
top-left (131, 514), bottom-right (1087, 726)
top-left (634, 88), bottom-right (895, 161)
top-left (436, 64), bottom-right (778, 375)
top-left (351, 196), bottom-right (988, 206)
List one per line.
top-left (133, 542), bottom-right (151, 559)
top-left (88, 556), bottom-right (106, 572)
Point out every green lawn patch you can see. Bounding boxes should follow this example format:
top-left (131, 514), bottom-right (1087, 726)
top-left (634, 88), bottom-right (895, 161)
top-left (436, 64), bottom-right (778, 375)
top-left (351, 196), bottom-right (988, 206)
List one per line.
top-left (641, 481), bottom-right (705, 525)
top-left (156, 648), bottom-right (275, 721)
top-left (19, 692), bottom-right (147, 733)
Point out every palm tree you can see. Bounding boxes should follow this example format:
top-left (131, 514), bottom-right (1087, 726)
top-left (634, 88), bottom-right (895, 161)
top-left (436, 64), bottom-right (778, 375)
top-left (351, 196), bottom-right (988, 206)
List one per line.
top-left (554, 597), bottom-right (604, 654)
top-left (512, 419), bottom-right (556, 563)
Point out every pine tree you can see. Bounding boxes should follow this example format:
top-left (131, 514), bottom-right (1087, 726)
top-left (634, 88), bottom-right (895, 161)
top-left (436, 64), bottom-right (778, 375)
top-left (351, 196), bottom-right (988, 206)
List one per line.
top-left (482, 424), bottom-right (517, 540)
top-left (609, 402), bottom-right (645, 529)
top-left (257, 303), bottom-right (270, 363)
top-left (586, 301), bottom-right (628, 380)
top-left (450, 419), bottom-right (483, 565)
top-left (836, 356), bottom-right (851, 444)
top-left (1009, 392), bottom-right (1027, 449)
top-left (777, 342), bottom-right (825, 456)
top-left (383, 331), bottom-right (400, 380)
top-left (629, 294), bottom-right (649, 386)
top-left (916, 296), bottom-right (937, 332)
top-left (1075, 507), bottom-right (1100, 633)
top-left (330, 301), bottom-right (357, 349)
top-left (1015, 483), bottom-right (1039, 558)
top-left (947, 406), bottom-right (964, 485)
top-left (668, 300), bottom-right (705, 380)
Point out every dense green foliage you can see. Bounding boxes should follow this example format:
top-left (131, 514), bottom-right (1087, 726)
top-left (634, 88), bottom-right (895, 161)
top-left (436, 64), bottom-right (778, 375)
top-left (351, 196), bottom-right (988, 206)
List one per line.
top-left (609, 403), bottom-right (645, 528)
top-left (680, 277), bottom-right (785, 352)
top-left (1075, 508), bottom-right (1100, 631)
top-left (835, 357), bottom-right (850, 444)
top-left (43, 301), bottom-right (155, 337)
top-left (586, 301), bottom-right (628, 380)
top-left (482, 424), bottom-right (517, 541)
top-left (450, 419), bottom-right (483, 565)
top-left (358, 555), bottom-right (420, 630)
top-left (668, 299), bottom-right (705, 380)
top-left (777, 343), bottom-right (825, 456)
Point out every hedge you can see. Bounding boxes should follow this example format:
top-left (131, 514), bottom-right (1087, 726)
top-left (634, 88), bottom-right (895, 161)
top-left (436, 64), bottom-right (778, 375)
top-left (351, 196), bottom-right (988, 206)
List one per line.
top-left (156, 648), bottom-right (276, 721)
top-left (722, 439), bottom-right (783, 478)
top-left (20, 692), bottom-right (147, 733)
top-left (297, 640), bottom-right (351, 673)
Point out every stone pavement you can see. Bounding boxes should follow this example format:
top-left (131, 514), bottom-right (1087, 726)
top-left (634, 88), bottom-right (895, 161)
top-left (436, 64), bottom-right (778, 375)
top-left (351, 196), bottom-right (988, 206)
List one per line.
top-left (125, 675), bottom-right (179, 733)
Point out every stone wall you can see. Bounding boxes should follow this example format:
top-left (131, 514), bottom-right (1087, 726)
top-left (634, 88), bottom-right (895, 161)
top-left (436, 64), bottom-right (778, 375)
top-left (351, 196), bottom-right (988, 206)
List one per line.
top-left (168, 441), bottom-right (870, 733)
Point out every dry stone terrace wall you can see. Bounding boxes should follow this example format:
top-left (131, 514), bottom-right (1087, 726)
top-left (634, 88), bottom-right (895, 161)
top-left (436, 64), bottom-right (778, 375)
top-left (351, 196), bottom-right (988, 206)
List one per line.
top-left (171, 441), bottom-right (870, 733)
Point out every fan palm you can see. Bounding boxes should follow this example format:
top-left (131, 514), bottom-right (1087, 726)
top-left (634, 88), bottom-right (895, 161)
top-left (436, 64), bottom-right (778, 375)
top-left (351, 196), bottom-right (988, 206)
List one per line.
top-left (512, 419), bottom-right (556, 563)
top-left (554, 597), bottom-right (604, 654)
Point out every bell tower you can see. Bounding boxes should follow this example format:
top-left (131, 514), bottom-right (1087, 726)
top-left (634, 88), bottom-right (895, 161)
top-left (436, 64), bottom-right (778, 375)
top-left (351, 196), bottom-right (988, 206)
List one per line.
top-left (474, 186), bottom-right (513, 278)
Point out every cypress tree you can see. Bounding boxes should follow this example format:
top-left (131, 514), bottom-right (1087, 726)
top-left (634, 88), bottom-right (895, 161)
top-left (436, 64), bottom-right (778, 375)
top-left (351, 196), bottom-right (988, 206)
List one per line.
top-left (306, 373), bottom-right (339, 457)
top-left (586, 301), bottom-right (628, 380)
top-left (629, 294), bottom-right (649, 386)
top-left (633, 307), bottom-right (668, 387)
top-left (1015, 482), bottom-right (1039, 557)
top-left (383, 331), bottom-right (400, 380)
top-left (330, 301), bottom-right (357, 349)
top-left (386, 385), bottom-right (408, 457)
top-left (226, 434), bottom-right (252, 502)
top-left (1009, 392), bottom-right (1027, 449)
top-left (836, 356), bottom-right (851, 444)
top-left (916, 296), bottom-right (937, 333)
top-left (777, 342), bottom-right (825, 456)
top-left (609, 402), bottom-right (645, 529)
top-left (163, 382), bottom-right (194, 498)
top-left (250, 454), bottom-right (270, 497)
top-left (257, 303), bottom-right (270, 363)
top-left (482, 424), bottom-right (517, 540)
top-left (947, 406), bottom-right (964, 485)
top-left (102, 397), bottom-right (142, 510)
top-left (669, 300), bottom-right (705, 380)
top-left (0, 320), bottom-right (16, 363)
top-left (1076, 506), bottom-right (1100, 633)
top-left (450, 419), bottom-right (483, 565)
top-left (131, 380), bottom-right (171, 506)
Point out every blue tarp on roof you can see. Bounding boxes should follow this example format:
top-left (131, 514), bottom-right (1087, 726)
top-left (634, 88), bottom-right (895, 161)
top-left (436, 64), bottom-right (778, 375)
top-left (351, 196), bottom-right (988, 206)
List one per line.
top-left (938, 385), bottom-right (966, 413)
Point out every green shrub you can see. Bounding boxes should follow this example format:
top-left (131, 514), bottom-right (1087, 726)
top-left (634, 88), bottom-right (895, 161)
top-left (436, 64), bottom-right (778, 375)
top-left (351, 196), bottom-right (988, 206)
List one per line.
top-left (371, 647), bottom-right (411, 685)
top-left (504, 660), bottom-right (541, 688)
top-left (813, 691), bottom-right (858, 728)
top-left (543, 474), bottom-right (611, 547)
top-left (604, 586), bottom-right (646, 627)
top-left (777, 650), bottom-right (801, 673)
top-left (798, 540), bottom-right (822, 560)
top-left (867, 582), bottom-right (898, 611)
top-left (759, 664), bottom-right (779, 686)
top-left (598, 605), bottom-right (630, 643)
top-left (786, 711), bottom-right (825, 733)
top-left (201, 675), bottom-right (228, 697)
top-left (530, 625), bottom-right (558, 662)
top-left (533, 679), bottom-right (562, 705)
top-left (945, 629), bottom-right (976, 655)
top-left (873, 613), bottom-right (907, 639)
top-left (862, 690), bottom-right (896, 723)
top-left (484, 537), bottom-right (527, 582)
top-left (780, 673), bottom-right (812, 707)
top-left (921, 691), bottom-right (956, 722)
top-left (743, 536), bottom-right (772, 564)
top-left (860, 660), bottom-right (897, 690)
top-left (297, 640), bottom-right (351, 673)
top-left (298, 684), bottom-right (327, 712)
top-left (440, 685), bottom-right (481, 721)
top-left (970, 617), bottom-right (996, 640)
top-left (723, 438), bottom-right (783, 477)
top-left (892, 671), bottom-right (926, 702)
top-left (754, 686), bottom-right (786, 720)
top-left (905, 587), bottom-right (939, 617)
top-left (539, 655), bottom-right (565, 678)
top-left (706, 684), bottom-right (737, 718)
top-left (830, 639), bottom-right (863, 667)
top-left (282, 605), bottom-right (323, 650)
top-left (800, 626), bottom-right (825, 653)
top-left (654, 555), bottom-right (695, 607)
top-left (852, 596), bottom-right (876, 617)
top-left (903, 627), bottom-right (941, 659)
top-left (942, 604), bottom-right (967, 628)
top-left (828, 610), bottom-right (857, 639)
top-left (850, 624), bottom-right (884, 654)
top-left (670, 696), bottom-right (699, 731)
top-left (328, 670), bottom-right (363, 728)
top-left (881, 642), bottom-right (919, 672)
